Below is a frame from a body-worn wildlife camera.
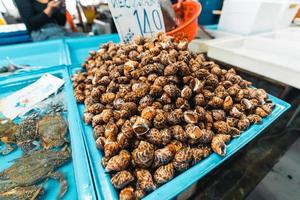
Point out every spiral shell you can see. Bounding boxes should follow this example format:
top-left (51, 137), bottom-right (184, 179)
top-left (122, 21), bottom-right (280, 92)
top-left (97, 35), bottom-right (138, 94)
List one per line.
top-left (152, 146), bottom-right (174, 168)
top-left (160, 93), bottom-right (172, 105)
top-left (213, 121), bottom-right (231, 134)
top-left (190, 78), bottom-right (204, 94)
top-left (141, 106), bottom-right (156, 121)
top-left (247, 114), bottom-right (262, 124)
top-left (226, 117), bottom-right (239, 127)
top-left (83, 112), bottom-right (94, 124)
top-left (111, 170), bottom-right (134, 189)
top-left (139, 96), bottom-right (154, 111)
top-left (170, 125), bottom-right (188, 142)
top-left (147, 128), bottom-right (172, 146)
top-left (132, 82), bottom-right (150, 98)
top-left (101, 93), bottom-right (116, 104)
top-left (105, 150), bottom-right (131, 172)
top-left (104, 120), bottom-right (118, 139)
top-left (132, 117), bottom-right (151, 136)
top-left (173, 147), bottom-right (192, 167)
top-left (211, 134), bottom-right (231, 156)
top-left (261, 103), bottom-right (274, 114)
top-left (208, 97), bottom-right (224, 108)
top-left (229, 127), bottom-right (241, 137)
top-left (119, 186), bottom-right (135, 200)
top-left (183, 111), bottom-right (199, 124)
top-left (181, 86), bottom-right (193, 99)
top-left (100, 109), bottom-right (114, 124)
top-left (164, 64), bottom-right (178, 76)
top-left (104, 140), bottom-right (120, 158)
top-left (191, 147), bottom-right (211, 165)
top-left (229, 107), bottom-right (243, 118)
top-left (255, 107), bottom-right (269, 117)
top-left (223, 96), bottom-right (233, 111)
top-left (135, 169), bottom-right (156, 192)
top-left (173, 147), bottom-right (193, 172)
top-left (153, 110), bottom-right (167, 129)
top-left (94, 125), bottom-right (105, 139)
top-left (168, 109), bottom-right (183, 125)
top-left (194, 93), bottom-right (206, 106)
top-left (132, 141), bottom-right (154, 168)
top-left (163, 84), bottom-right (180, 97)
top-left (212, 110), bottom-right (226, 121)
top-left (154, 163), bottom-right (175, 185)
top-left (167, 140), bottom-right (183, 155)
top-left (237, 118), bottom-right (250, 131)
top-left (124, 61), bottom-right (138, 76)
top-left (96, 137), bottom-right (106, 150)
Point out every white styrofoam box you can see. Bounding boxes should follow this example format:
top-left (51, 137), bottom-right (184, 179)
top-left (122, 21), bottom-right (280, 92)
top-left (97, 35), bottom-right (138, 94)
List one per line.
top-left (207, 37), bottom-right (300, 89)
top-left (189, 29), bottom-right (240, 53)
top-left (274, 0), bottom-right (300, 29)
top-left (219, 0), bottom-right (282, 35)
top-left (260, 27), bottom-right (300, 42)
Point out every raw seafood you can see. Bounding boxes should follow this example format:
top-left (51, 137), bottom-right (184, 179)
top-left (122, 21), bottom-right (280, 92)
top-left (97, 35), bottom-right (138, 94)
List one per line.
top-left (37, 114), bottom-right (68, 150)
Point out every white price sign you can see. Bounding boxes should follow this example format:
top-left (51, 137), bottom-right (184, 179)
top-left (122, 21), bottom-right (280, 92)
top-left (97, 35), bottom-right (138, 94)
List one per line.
top-left (108, 0), bottom-right (166, 43)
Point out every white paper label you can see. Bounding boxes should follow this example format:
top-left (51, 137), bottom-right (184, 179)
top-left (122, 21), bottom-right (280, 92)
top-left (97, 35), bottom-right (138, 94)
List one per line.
top-left (0, 73), bottom-right (64, 119)
top-left (108, 0), bottom-right (166, 43)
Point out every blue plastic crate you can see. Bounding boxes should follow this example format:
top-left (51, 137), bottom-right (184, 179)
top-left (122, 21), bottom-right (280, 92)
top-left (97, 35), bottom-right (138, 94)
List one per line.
top-left (64, 34), bottom-right (120, 65)
top-left (0, 66), bottom-right (96, 200)
top-left (0, 39), bottom-right (67, 67)
top-left (69, 65), bottom-right (290, 200)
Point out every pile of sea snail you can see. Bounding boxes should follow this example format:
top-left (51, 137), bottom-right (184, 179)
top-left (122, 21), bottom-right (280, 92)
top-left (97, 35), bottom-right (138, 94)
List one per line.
top-left (72, 33), bottom-right (274, 200)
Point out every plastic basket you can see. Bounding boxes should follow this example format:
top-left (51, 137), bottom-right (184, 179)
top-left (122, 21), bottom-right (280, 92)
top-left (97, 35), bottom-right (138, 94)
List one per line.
top-left (167, 1), bottom-right (201, 41)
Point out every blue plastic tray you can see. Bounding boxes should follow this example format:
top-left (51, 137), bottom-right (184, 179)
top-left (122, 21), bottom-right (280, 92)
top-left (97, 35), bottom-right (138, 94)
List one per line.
top-left (0, 39), bottom-right (67, 67)
top-left (64, 34), bottom-right (120, 65)
top-left (69, 66), bottom-right (290, 200)
top-left (0, 66), bottom-right (96, 200)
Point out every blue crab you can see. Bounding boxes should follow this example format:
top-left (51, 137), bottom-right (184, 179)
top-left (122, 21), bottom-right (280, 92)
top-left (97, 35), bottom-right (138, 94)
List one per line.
top-left (0, 118), bottom-right (18, 155)
top-left (0, 147), bottom-right (70, 198)
top-left (37, 114), bottom-right (68, 150)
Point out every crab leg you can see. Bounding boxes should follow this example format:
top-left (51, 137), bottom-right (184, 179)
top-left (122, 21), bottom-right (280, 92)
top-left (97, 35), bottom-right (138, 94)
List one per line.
top-left (50, 172), bottom-right (68, 199)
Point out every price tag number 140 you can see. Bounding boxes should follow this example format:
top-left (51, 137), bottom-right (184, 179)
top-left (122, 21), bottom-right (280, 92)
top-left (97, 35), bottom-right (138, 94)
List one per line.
top-left (133, 8), bottom-right (164, 36)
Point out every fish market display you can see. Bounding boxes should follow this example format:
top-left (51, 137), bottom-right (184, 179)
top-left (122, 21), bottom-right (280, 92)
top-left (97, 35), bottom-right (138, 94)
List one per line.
top-left (0, 90), bottom-right (71, 199)
top-left (72, 33), bottom-right (274, 199)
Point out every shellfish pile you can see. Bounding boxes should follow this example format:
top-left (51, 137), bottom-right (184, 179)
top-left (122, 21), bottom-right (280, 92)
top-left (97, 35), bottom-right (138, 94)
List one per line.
top-left (72, 33), bottom-right (274, 199)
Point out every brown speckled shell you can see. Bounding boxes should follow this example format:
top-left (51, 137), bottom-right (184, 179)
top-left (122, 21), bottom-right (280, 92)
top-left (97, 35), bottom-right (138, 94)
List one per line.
top-left (105, 150), bottom-right (131, 172)
top-left (211, 134), bottom-right (231, 156)
top-left (119, 186), bottom-right (135, 200)
top-left (72, 33), bottom-right (275, 198)
top-left (111, 170), bottom-right (134, 189)
top-left (213, 121), bottom-right (231, 134)
top-left (153, 163), bottom-right (175, 185)
top-left (152, 146), bottom-right (174, 168)
top-left (170, 125), bottom-right (188, 142)
top-left (132, 141), bottom-right (154, 168)
top-left (153, 110), bottom-right (167, 129)
top-left (135, 169), bottom-right (156, 192)
top-left (104, 141), bottom-right (120, 158)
